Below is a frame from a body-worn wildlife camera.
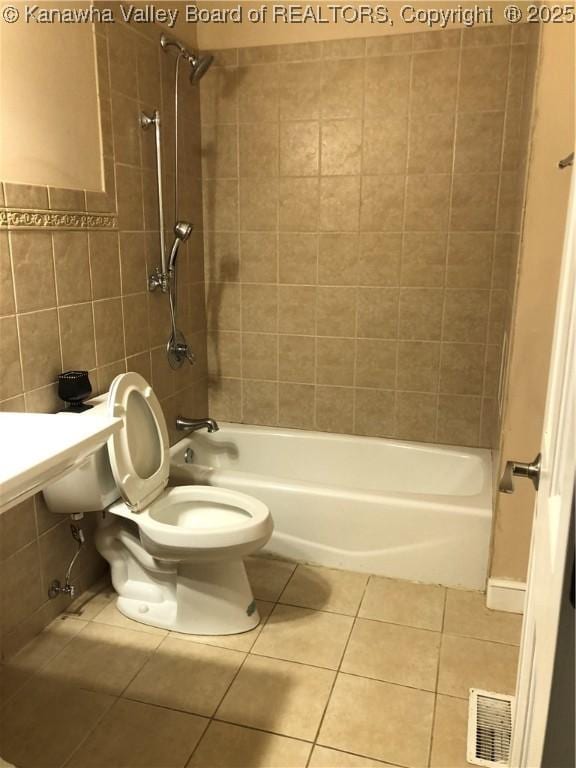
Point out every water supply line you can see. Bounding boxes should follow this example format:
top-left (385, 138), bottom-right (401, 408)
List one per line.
top-left (47, 522), bottom-right (85, 600)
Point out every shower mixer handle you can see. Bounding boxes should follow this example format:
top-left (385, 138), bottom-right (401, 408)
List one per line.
top-left (148, 267), bottom-right (168, 293)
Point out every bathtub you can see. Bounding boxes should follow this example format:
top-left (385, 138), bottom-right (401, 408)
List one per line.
top-left (170, 424), bottom-right (493, 590)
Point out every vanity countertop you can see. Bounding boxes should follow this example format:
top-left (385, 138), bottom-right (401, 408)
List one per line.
top-left (0, 412), bottom-right (121, 514)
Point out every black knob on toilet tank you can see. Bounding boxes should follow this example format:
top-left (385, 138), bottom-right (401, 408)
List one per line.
top-left (58, 371), bottom-right (93, 412)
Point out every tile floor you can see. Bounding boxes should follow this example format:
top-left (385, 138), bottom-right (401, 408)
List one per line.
top-left (0, 557), bottom-right (522, 768)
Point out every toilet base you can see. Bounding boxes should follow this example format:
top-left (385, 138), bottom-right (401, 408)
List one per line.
top-left (114, 557), bottom-right (260, 636)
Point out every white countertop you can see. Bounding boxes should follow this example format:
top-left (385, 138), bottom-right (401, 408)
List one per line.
top-left (0, 412), bottom-right (121, 513)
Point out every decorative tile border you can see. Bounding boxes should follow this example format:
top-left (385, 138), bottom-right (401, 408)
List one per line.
top-left (0, 207), bottom-right (117, 230)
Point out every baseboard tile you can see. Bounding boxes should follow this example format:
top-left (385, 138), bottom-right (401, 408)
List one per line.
top-left (486, 577), bottom-right (526, 614)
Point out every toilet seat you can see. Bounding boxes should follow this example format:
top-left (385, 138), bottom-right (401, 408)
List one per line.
top-left (109, 486), bottom-right (271, 554)
top-left (107, 372), bottom-right (170, 511)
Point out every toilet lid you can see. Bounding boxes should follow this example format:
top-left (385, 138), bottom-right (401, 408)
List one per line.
top-left (107, 372), bottom-right (170, 511)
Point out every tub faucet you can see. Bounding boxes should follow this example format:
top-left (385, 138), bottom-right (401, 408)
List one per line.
top-left (176, 416), bottom-right (220, 433)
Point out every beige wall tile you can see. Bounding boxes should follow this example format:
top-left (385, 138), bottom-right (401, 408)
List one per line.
top-left (241, 333), bottom-right (278, 380)
top-left (242, 284), bottom-right (278, 332)
top-left (437, 394), bottom-right (482, 446)
top-left (355, 339), bottom-right (396, 389)
top-left (10, 232), bottom-right (56, 313)
top-left (354, 389), bottom-right (396, 437)
top-left (115, 164), bottom-right (144, 231)
top-left (238, 64), bottom-right (279, 122)
top-left (119, 232), bottom-right (147, 295)
top-left (202, 124), bottom-right (238, 178)
top-left (411, 49), bottom-right (459, 114)
top-left (59, 303), bottom-right (96, 372)
top-left (316, 287), bottom-right (356, 337)
top-left (206, 282), bottom-right (241, 331)
top-left (320, 177), bottom-right (360, 232)
top-left (279, 234), bottom-right (317, 284)
top-left (206, 179), bottom-right (240, 231)
top-left (279, 382), bottom-right (315, 428)
top-left (401, 232), bottom-right (447, 287)
top-left (239, 123), bottom-right (278, 178)
top-left (17, 309), bottom-right (61, 392)
top-left (0, 498), bottom-right (36, 561)
top-left (122, 293), bottom-right (149, 357)
top-left (396, 391), bottom-right (437, 441)
top-left (447, 232), bottom-right (494, 289)
top-left (455, 112), bottom-right (505, 173)
top-left (316, 337), bottom-right (355, 386)
top-left (279, 177), bottom-right (319, 232)
top-left (440, 343), bottom-right (485, 395)
top-left (208, 332), bottom-right (241, 379)
top-left (321, 120), bottom-right (362, 176)
top-left (280, 121), bottom-right (320, 176)
top-left (0, 315), bottom-right (23, 401)
top-left (53, 232), bottom-right (92, 306)
top-left (315, 386), bottom-right (354, 433)
top-left (443, 290), bottom-right (489, 343)
top-left (399, 288), bottom-right (443, 340)
top-left (111, 92), bottom-right (141, 167)
top-left (363, 116), bottom-right (408, 174)
top-left (279, 61), bottom-right (321, 121)
top-left (322, 59), bottom-right (364, 119)
top-left (242, 379), bottom-right (278, 425)
top-left (459, 46), bottom-right (510, 111)
top-left (279, 335), bottom-right (315, 383)
top-left (365, 55), bottom-right (410, 118)
top-left (357, 287), bottom-right (399, 339)
top-left (397, 341), bottom-right (440, 392)
top-left (358, 233), bottom-right (401, 286)
top-left (408, 113), bottom-right (456, 174)
top-left (209, 377), bottom-right (242, 421)
top-left (200, 67), bottom-right (238, 125)
top-left (278, 285), bottom-right (316, 334)
top-left (240, 232), bottom-right (278, 283)
top-left (89, 232), bottom-right (121, 300)
top-left (0, 232), bottom-right (15, 316)
top-left (360, 175), bottom-right (404, 232)
top-left (405, 175), bottom-right (451, 231)
top-left (93, 298), bottom-right (125, 366)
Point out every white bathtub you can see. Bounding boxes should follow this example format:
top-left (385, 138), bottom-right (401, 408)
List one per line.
top-left (170, 424), bottom-right (493, 590)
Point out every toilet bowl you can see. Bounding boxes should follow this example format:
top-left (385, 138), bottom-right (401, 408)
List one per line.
top-left (43, 372), bottom-right (273, 635)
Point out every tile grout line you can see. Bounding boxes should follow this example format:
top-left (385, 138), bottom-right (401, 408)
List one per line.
top-left (426, 586), bottom-right (449, 767)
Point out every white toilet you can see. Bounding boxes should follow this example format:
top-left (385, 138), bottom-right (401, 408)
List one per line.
top-left (43, 372), bottom-right (273, 635)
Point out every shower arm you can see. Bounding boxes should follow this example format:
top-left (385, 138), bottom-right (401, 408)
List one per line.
top-left (141, 110), bottom-right (167, 289)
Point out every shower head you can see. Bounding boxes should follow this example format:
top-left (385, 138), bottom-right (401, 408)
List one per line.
top-left (189, 54), bottom-right (214, 83)
top-left (174, 221), bottom-right (193, 242)
top-left (168, 221), bottom-right (193, 272)
top-left (160, 33), bottom-right (213, 84)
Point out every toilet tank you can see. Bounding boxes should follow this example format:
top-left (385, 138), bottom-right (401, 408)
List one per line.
top-left (43, 395), bottom-right (121, 515)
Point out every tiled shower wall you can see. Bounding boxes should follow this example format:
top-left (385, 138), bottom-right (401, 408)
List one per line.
top-left (0, 20), bottom-right (207, 657)
top-left (201, 24), bottom-right (537, 448)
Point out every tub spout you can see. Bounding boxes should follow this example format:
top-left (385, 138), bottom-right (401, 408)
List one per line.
top-left (176, 416), bottom-right (220, 433)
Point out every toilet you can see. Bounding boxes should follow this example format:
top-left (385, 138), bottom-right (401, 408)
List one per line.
top-left (43, 372), bottom-right (273, 635)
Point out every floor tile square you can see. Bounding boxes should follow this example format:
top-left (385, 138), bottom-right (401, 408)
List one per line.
top-left (67, 579), bottom-right (115, 621)
top-left (438, 634), bottom-right (519, 698)
top-left (65, 698), bottom-right (208, 768)
top-left (92, 600), bottom-right (168, 636)
top-left (279, 565), bottom-right (368, 615)
top-left (309, 746), bottom-right (397, 766)
top-left (42, 622), bottom-right (162, 696)
top-left (188, 721), bottom-right (312, 767)
top-left (245, 557), bottom-right (297, 601)
top-left (444, 589), bottom-right (523, 645)
top-left (318, 673), bottom-right (434, 768)
top-left (171, 601), bottom-right (275, 652)
top-left (0, 676), bottom-right (114, 768)
top-left (216, 654), bottom-right (335, 741)
top-left (429, 694), bottom-right (469, 768)
top-left (359, 576), bottom-right (445, 631)
top-left (124, 637), bottom-right (245, 716)
top-left (341, 618), bottom-right (440, 690)
top-left (252, 604), bottom-right (353, 669)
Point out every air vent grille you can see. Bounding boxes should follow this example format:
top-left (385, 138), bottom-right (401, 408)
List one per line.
top-left (467, 688), bottom-right (515, 767)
